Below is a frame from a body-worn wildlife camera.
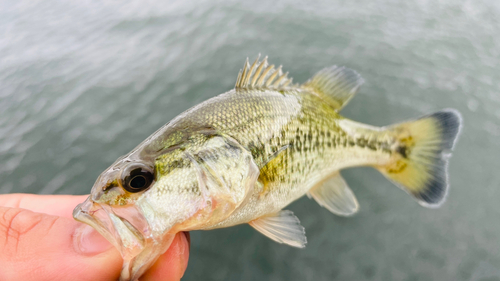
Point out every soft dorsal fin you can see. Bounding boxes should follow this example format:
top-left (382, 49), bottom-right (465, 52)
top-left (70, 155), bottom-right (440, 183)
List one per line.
top-left (307, 172), bottom-right (359, 216)
top-left (249, 210), bottom-right (307, 248)
top-left (302, 66), bottom-right (364, 110)
top-left (235, 55), bottom-right (295, 91)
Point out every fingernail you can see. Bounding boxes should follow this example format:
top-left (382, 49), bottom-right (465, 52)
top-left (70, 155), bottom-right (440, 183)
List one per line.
top-left (183, 231), bottom-right (191, 251)
top-left (180, 232), bottom-right (190, 276)
top-left (74, 224), bottom-right (113, 255)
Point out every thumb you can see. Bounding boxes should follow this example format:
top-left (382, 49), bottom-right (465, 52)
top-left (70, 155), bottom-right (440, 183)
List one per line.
top-left (0, 205), bottom-right (122, 281)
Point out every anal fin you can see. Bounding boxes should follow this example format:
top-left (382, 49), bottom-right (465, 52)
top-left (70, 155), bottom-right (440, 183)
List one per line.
top-left (249, 210), bottom-right (307, 248)
top-left (307, 172), bottom-right (359, 216)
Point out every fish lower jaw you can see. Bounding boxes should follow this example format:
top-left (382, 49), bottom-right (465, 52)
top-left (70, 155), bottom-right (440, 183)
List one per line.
top-left (73, 198), bottom-right (179, 281)
top-left (73, 198), bottom-right (149, 259)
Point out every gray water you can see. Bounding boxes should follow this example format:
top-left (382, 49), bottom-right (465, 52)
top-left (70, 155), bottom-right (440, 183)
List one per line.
top-left (1, 0), bottom-right (499, 280)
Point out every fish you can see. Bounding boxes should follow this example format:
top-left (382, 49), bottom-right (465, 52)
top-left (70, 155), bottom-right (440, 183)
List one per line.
top-left (73, 55), bottom-right (462, 280)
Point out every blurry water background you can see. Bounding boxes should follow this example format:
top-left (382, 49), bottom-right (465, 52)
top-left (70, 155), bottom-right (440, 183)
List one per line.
top-left (1, 0), bottom-right (499, 280)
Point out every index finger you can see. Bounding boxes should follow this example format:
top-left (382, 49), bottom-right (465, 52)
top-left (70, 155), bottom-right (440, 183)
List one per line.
top-left (0, 194), bottom-right (88, 218)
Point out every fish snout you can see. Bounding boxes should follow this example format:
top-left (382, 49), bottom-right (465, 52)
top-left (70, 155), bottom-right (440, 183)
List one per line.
top-left (73, 197), bottom-right (122, 249)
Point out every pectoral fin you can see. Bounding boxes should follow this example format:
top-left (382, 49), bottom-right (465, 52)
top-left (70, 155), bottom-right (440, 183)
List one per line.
top-left (307, 173), bottom-right (359, 216)
top-left (185, 134), bottom-right (260, 217)
top-left (249, 210), bottom-right (307, 248)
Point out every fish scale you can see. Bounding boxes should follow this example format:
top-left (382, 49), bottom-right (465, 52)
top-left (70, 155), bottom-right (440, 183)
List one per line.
top-left (179, 88), bottom-right (389, 228)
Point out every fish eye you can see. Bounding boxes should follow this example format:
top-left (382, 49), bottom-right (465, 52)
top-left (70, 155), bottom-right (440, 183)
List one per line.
top-left (121, 163), bottom-right (154, 193)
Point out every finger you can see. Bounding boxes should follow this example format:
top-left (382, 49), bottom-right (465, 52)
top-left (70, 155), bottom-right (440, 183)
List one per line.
top-left (0, 206), bottom-right (122, 281)
top-left (140, 232), bottom-right (190, 281)
top-left (0, 194), bottom-right (88, 218)
top-left (0, 195), bottom-right (191, 281)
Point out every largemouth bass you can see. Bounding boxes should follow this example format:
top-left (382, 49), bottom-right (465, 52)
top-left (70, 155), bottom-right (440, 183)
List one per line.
top-left (73, 55), bottom-right (462, 280)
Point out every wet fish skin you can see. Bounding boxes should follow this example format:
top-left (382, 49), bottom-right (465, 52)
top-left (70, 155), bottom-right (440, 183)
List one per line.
top-left (73, 56), bottom-right (462, 280)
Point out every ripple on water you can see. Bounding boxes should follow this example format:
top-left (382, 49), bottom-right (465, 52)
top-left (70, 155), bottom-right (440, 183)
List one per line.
top-left (1, 0), bottom-right (500, 280)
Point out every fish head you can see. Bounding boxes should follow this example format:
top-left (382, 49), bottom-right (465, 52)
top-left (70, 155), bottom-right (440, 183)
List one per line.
top-left (72, 153), bottom-right (178, 280)
top-left (73, 133), bottom-right (259, 280)
top-left (72, 148), bottom-right (211, 280)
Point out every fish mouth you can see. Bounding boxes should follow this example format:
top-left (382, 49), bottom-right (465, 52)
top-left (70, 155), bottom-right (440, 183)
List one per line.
top-left (73, 197), bottom-right (150, 260)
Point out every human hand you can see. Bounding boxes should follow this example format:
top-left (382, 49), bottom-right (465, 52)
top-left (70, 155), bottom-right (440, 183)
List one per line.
top-left (0, 194), bottom-right (190, 281)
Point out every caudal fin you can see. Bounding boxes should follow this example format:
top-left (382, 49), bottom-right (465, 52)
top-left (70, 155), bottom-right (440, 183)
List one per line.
top-left (378, 109), bottom-right (462, 208)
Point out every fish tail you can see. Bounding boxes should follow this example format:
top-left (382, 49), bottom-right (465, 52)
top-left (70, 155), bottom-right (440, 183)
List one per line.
top-left (377, 109), bottom-right (462, 207)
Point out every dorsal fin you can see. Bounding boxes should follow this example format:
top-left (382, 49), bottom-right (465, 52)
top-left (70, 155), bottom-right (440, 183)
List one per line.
top-left (302, 66), bottom-right (364, 110)
top-left (235, 55), bottom-right (295, 91)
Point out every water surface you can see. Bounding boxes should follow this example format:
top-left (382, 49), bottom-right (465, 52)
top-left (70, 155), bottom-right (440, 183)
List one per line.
top-left (1, 0), bottom-right (499, 280)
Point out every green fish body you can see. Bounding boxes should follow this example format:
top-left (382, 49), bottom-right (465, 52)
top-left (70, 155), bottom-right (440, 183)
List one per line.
top-left (73, 56), bottom-right (462, 281)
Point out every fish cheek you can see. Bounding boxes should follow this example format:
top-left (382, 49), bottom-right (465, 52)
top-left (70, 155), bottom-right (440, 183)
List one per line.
top-left (137, 174), bottom-right (208, 235)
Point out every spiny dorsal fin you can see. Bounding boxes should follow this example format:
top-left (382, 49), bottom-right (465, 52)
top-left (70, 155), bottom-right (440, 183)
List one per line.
top-left (302, 66), bottom-right (364, 110)
top-left (235, 55), bottom-right (295, 91)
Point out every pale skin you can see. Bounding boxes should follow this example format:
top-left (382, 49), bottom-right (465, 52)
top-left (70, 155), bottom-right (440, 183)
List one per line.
top-left (0, 194), bottom-right (190, 281)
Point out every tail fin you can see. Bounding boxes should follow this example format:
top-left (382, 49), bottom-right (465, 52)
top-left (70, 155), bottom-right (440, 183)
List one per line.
top-left (378, 109), bottom-right (462, 208)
